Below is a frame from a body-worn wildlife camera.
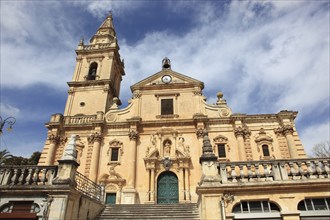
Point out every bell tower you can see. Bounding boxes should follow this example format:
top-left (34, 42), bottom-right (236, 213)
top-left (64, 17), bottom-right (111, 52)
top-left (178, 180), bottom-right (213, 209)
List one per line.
top-left (64, 13), bottom-right (125, 116)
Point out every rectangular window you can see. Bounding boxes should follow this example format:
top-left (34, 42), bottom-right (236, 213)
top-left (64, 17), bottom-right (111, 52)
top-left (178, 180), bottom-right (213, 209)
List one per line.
top-left (217, 144), bottom-right (226, 158)
top-left (161, 99), bottom-right (173, 115)
top-left (111, 148), bottom-right (119, 161)
top-left (262, 145), bottom-right (270, 157)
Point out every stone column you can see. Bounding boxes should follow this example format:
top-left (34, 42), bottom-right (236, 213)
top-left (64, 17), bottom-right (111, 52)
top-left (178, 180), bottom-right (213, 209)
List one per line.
top-left (283, 125), bottom-right (298, 158)
top-left (122, 130), bottom-right (139, 204)
top-left (127, 130), bottom-right (139, 188)
top-left (179, 169), bottom-right (185, 202)
top-left (46, 134), bottom-right (60, 165)
top-left (184, 168), bottom-right (190, 201)
top-left (150, 168), bottom-right (155, 203)
top-left (234, 127), bottom-right (246, 161)
top-left (88, 132), bottom-right (103, 182)
top-left (196, 127), bottom-right (207, 157)
top-left (276, 125), bottom-right (298, 158)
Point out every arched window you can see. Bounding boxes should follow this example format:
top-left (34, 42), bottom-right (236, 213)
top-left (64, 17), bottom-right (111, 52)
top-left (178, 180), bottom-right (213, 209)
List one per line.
top-left (87, 62), bottom-right (98, 80)
top-left (298, 198), bottom-right (330, 219)
top-left (233, 201), bottom-right (280, 213)
top-left (233, 201), bottom-right (281, 219)
top-left (262, 144), bottom-right (270, 157)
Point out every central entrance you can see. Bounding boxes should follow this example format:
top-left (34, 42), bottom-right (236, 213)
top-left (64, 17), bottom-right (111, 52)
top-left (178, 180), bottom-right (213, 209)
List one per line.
top-left (157, 171), bottom-right (179, 204)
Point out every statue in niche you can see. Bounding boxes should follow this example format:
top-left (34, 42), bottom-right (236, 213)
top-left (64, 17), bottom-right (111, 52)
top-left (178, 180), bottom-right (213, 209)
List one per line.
top-left (164, 140), bottom-right (171, 157)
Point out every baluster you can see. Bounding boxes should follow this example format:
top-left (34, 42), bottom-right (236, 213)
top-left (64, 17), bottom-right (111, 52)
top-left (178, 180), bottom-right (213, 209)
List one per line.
top-left (255, 163), bottom-right (261, 181)
top-left (230, 164), bottom-right (237, 182)
top-left (263, 163), bottom-right (270, 181)
top-left (33, 168), bottom-right (40, 184)
top-left (306, 161), bottom-right (316, 179)
top-left (41, 168), bottom-right (48, 184)
top-left (0, 168), bottom-right (5, 185)
top-left (48, 168), bottom-right (56, 184)
top-left (323, 160), bottom-right (330, 178)
top-left (219, 164), bottom-right (228, 184)
top-left (247, 163), bottom-right (253, 182)
top-left (11, 168), bottom-right (19, 185)
top-left (25, 168), bottom-right (34, 185)
top-left (239, 164), bottom-right (245, 182)
top-left (288, 162), bottom-right (297, 179)
top-left (315, 160), bottom-right (324, 178)
top-left (297, 162), bottom-right (307, 179)
top-left (18, 168), bottom-right (26, 185)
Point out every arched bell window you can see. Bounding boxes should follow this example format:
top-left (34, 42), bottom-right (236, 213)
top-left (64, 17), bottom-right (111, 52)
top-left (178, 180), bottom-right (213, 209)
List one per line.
top-left (87, 62), bottom-right (98, 80)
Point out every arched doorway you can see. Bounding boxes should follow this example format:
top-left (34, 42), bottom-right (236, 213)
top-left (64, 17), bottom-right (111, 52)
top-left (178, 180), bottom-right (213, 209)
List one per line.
top-left (157, 171), bottom-right (178, 204)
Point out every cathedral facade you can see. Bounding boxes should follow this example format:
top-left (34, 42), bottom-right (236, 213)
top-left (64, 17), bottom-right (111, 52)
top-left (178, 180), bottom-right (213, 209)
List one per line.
top-left (33, 14), bottom-right (330, 219)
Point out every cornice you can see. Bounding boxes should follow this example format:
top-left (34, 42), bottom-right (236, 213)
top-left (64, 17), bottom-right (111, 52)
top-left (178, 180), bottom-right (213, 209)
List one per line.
top-left (67, 79), bottom-right (112, 87)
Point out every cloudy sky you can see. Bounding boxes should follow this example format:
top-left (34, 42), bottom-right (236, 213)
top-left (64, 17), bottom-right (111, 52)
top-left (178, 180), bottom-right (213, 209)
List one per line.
top-left (0, 1), bottom-right (329, 157)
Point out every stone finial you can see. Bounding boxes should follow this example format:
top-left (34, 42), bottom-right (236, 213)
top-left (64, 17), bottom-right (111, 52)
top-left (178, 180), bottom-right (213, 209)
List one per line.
top-left (200, 135), bottom-right (217, 163)
top-left (216, 91), bottom-right (227, 105)
top-left (60, 135), bottom-right (77, 161)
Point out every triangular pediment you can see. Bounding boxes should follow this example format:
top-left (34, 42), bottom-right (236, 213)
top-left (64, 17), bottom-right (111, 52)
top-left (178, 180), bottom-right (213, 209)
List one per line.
top-left (130, 69), bottom-right (204, 92)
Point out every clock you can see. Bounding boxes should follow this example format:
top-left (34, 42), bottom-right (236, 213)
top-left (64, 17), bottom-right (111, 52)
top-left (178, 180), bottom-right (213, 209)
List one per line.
top-left (162, 75), bottom-right (172, 84)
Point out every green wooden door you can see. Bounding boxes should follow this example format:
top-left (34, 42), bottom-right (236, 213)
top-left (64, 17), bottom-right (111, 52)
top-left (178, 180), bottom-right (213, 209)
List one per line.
top-left (105, 193), bottom-right (116, 204)
top-left (157, 172), bottom-right (178, 204)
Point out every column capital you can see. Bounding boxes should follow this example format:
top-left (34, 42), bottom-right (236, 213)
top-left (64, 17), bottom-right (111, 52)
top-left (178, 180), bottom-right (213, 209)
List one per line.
top-left (88, 132), bottom-right (103, 144)
top-left (234, 126), bottom-right (250, 139)
top-left (47, 134), bottom-right (67, 144)
top-left (128, 130), bottom-right (139, 141)
top-left (275, 125), bottom-right (294, 136)
top-left (196, 128), bottom-right (207, 139)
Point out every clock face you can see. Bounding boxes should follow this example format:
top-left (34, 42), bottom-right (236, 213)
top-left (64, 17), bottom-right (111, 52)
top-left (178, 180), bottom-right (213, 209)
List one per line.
top-left (162, 75), bottom-right (172, 83)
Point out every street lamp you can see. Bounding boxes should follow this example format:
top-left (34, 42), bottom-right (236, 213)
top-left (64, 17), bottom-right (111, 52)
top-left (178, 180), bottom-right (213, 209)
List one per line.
top-left (0, 116), bottom-right (16, 135)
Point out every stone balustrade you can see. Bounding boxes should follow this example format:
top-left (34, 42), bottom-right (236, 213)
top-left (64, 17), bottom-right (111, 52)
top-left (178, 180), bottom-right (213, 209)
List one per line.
top-left (82, 43), bottom-right (113, 50)
top-left (0, 165), bottom-right (58, 186)
top-left (0, 165), bottom-right (104, 202)
top-left (64, 115), bottom-right (97, 125)
top-left (218, 158), bottom-right (330, 184)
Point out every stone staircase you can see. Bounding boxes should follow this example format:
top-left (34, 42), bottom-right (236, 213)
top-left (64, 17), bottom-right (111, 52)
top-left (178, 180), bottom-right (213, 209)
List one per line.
top-left (95, 203), bottom-right (200, 220)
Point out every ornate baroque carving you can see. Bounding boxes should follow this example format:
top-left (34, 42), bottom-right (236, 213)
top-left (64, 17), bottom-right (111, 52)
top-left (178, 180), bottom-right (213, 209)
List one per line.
top-left (234, 126), bottom-right (251, 139)
top-left (132, 90), bottom-right (141, 99)
top-left (193, 87), bottom-right (202, 96)
top-left (196, 128), bottom-right (208, 139)
top-left (87, 132), bottom-right (103, 144)
top-left (128, 130), bottom-right (139, 141)
top-left (275, 125), bottom-right (294, 136)
top-left (48, 134), bottom-right (67, 145)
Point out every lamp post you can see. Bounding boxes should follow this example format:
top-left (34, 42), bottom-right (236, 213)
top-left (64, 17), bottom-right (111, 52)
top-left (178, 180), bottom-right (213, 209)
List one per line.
top-left (0, 116), bottom-right (16, 135)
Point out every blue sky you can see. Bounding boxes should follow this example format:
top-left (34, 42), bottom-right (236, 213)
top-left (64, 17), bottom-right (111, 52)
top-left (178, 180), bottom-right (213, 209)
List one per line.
top-left (0, 1), bottom-right (329, 157)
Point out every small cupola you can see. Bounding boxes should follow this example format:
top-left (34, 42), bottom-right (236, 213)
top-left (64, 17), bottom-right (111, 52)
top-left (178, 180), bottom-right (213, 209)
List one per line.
top-left (162, 57), bottom-right (171, 70)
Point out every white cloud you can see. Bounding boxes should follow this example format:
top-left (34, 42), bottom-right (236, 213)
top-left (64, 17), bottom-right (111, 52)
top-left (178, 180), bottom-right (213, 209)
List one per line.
top-left (0, 103), bottom-right (20, 118)
top-left (300, 121), bottom-right (330, 156)
top-left (73, 1), bottom-right (143, 18)
top-left (0, 1), bottom-right (328, 157)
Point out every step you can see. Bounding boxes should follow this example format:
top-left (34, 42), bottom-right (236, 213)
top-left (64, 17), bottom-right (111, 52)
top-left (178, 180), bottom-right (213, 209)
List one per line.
top-left (95, 203), bottom-right (200, 220)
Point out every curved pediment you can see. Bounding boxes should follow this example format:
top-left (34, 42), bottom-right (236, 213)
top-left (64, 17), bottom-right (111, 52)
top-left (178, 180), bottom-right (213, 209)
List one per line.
top-left (213, 134), bottom-right (229, 143)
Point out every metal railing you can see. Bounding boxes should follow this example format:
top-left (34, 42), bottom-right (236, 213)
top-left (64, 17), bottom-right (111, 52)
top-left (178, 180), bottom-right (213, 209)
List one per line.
top-left (75, 171), bottom-right (103, 202)
top-left (0, 165), bottom-right (58, 186)
top-left (218, 158), bottom-right (330, 184)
